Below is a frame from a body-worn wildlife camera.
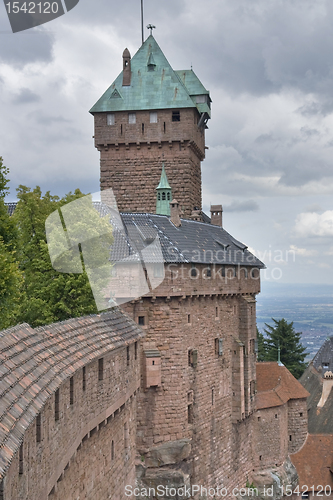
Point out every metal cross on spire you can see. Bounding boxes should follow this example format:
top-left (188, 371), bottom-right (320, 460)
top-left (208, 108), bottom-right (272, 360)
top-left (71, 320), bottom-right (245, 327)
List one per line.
top-left (147, 24), bottom-right (156, 36)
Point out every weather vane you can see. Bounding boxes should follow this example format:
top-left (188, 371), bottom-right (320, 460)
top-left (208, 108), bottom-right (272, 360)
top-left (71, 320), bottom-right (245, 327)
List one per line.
top-left (147, 24), bottom-right (156, 36)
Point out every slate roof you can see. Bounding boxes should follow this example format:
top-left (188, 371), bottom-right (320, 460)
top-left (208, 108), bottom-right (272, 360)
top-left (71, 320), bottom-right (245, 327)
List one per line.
top-left (118, 213), bottom-right (265, 266)
top-left (0, 309), bottom-right (143, 481)
top-left (6, 201), bottom-right (264, 267)
top-left (256, 362), bottom-right (309, 409)
top-left (89, 35), bottom-right (211, 117)
top-left (291, 434), bottom-right (333, 492)
top-left (299, 363), bottom-right (333, 434)
top-left (312, 336), bottom-right (333, 375)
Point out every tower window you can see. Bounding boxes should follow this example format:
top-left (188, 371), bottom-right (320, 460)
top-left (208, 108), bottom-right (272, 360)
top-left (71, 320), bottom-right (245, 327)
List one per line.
top-left (83, 366), bottom-right (86, 391)
top-left (167, 192), bottom-right (171, 200)
top-left (172, 111), bottom-right (180, 122)
top-left (158, 192), bottom-right (161, 200)
top-left (55, 389), bottom-right (60, 421)
top-left (206, 266), bottom-right (211, 277)
top-left (127, 346), bottom-right (130, 366)
top-left (107, 113), bottom-right (115, 125)
top-left (162, 192), bottom-right (166, 200)
top-left (163, 122), bottom-right (166, 133)
top-left (19, 443), bottom-right (24, 474)
top-left (111, 440), bottom-right (115, 460)
top-left (135, 342), bottom-right (138, 360)
top-left (188, 404), bottom-right (193, 423)
top-left (70, 376), bottom-right (74, 405)
top-left (150, 112), bottom-right (157, 123)
top-left (36, 414), bottom-right (41, 443)
top-left (128, 113), bottom-right (136, 124)
top-left (138, 316), bottom-right (145, 326)
top-left (191, 264), bottom-right (197, 277)
top-left (98, 358), bottom-right (104, 380)
top-left (142, 123), bottom-right (144, 134)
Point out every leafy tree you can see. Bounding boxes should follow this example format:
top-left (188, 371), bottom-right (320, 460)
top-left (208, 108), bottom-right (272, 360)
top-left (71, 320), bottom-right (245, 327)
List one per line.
top-left (263, 318), bottom-right (307, 378)
top-left (0, 237), bottom-right (23, 329)
top-left (256, 327), bottom-right (268, 362)
top-left (0, 156), bottom-right (17, 249)
top-left (0, 157), bottom-right (22, 329)
top-left (13, 186), bottom-right (113, 327)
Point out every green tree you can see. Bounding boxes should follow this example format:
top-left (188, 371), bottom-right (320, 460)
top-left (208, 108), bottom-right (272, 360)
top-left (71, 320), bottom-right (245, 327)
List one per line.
top-left (0, 157), bottom-right (22, 329)
top-left (0, 156), bottom-right (17, 249)
top-left (0, 237), bottom-right (23, 329)
top-left (256, 327), bottom-right (268, 362)
top-left (264, 318), bottom-right (307, 378)
top-left (13, 186), bottom-right (113, 327)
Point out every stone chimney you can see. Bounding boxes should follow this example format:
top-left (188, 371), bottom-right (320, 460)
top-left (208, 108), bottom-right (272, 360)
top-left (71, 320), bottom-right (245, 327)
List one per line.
top-left (122, 48), bottom-right (131, 86)
top-left (170, 199), bottom-right (181, 227)
top-left (210, 205), bottom-right (223, 227)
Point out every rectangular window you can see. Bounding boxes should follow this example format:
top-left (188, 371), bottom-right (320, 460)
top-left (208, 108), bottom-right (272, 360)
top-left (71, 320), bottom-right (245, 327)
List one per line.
top-left (187, 314), bottom-right (191, 324)
top-left (153, 263), bottom-right (164, 278)
top-left (188, 404), bottom-right (193, 423)
top-left (215, 306), bottom-right (219, 318)
top-left (82, 366), bottom-right (86, 391)
top-left (107, 113), bottom-right (115, 125)
top-left (138, 316), bottom-right (145, 326)
top-left (135, 341), bottom-right (138, 360)
top-left (215, 338), bottom-right (223, 356)
top-left (55, 389), bottom-right (60, 421)
top-left (172, 110), bottom-right (180, 122)
top-left (70, 377), bottom-right (74, 405)
top-left (128, 113), bottom-right (136, 124)
top-left (98, 358), bottom-right (104, 381)
top-left (19, 443), bottom-right (23, 474)
top-left (150, 112), bottom-right (157, 123)
top-left (127, 346), bottom-right (130, 366)
top-left (36, 413), bottom-right (41, 443)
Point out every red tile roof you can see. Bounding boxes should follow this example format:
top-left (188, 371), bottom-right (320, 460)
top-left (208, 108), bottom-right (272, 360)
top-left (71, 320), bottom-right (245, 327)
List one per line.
top-left (0, 309), bottom-right (143, 481)
top-left (291, 434), bottom-right (333, 491)
top-left (256, 362), bottom-right (309, 409)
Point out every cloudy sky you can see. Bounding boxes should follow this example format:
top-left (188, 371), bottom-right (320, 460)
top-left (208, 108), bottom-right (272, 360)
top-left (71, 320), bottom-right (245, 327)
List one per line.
top-left (1, 0), bottom-right (333, 284)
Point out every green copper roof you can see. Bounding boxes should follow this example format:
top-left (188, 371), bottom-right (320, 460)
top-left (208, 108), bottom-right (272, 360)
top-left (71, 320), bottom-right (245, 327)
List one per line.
top-left (156, 164), bottom-right (171, 190)
top-left (90, 36), bottom-right (210, 115)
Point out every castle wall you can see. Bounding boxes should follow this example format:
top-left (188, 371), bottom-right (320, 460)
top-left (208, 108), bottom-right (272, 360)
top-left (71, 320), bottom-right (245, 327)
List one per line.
top-left (287, 399), bottom-right (308, 454)
top-left (254, 405), bottom-right (289, 470)
top-left (2, 342), bottom-right (140, 500)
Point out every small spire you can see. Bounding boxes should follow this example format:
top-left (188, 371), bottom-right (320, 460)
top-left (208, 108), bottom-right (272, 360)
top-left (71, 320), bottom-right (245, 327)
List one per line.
top-left (156, 163), bottom-right (172, 216)
top-left (278, 340), bottom-right (284, 366)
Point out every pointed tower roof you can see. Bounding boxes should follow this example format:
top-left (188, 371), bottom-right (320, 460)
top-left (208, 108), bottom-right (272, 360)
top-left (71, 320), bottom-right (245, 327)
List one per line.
top-left (156, 164), bottom-right (171, 190)
top-left (90, 35), bottom-right (210, 116)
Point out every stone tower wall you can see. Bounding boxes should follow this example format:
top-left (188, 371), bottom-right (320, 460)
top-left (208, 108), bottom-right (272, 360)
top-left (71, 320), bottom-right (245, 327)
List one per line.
top-left (94, 108), bottom-right (206, 216)
top-left (287, 398), bottom-right (308, 454)
top-left (121, 264), bottom-right (261, 493)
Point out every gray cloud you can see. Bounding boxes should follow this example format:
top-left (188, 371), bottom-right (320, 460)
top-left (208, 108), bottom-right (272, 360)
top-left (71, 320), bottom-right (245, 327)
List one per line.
top-left (0, 30), bottom-right (54, 66)
top-left (12, 88), bottom-right (41, 104)
top-left (224, 200), bottom-right (259, 212)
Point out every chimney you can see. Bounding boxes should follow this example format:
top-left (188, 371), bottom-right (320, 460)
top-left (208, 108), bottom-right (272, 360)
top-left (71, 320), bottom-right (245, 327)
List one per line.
top-left (170, 199), bottom-right (181, 227)
top-left (122, 48), bottom-right (131, 86)
top-left (210, 205), bottom-right (223, 227)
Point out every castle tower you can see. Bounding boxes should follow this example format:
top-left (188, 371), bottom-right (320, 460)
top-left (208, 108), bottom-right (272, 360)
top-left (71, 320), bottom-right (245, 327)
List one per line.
top-left (90, 35), bottom-right (211, 217)
top-left (156, 164), bottom-right (172, 215)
